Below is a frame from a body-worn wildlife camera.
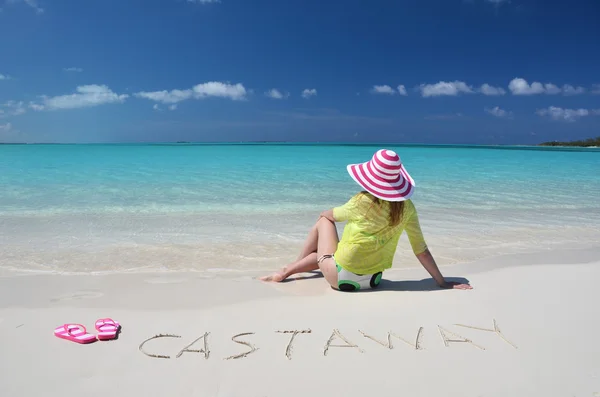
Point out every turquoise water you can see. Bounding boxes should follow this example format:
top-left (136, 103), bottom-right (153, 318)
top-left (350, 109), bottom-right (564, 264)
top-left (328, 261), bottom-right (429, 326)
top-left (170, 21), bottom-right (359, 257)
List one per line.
top-left (1, 144), bottom-right (599, 275)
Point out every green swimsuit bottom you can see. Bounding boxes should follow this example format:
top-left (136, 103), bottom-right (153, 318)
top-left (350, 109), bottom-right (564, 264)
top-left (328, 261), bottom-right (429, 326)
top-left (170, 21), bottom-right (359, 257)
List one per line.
top-left (335, 262), bottom-right (383, 292)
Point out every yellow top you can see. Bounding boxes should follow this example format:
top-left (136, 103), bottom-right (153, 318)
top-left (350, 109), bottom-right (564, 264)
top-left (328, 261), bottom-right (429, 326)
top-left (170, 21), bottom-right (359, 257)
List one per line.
top-left (332, 193), bottom-right (428, 275)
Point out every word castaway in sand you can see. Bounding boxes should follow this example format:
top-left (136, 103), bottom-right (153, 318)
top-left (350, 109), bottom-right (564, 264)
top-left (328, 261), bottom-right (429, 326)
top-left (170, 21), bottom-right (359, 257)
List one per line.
top-left (139, 319), bottom-right (517, 361)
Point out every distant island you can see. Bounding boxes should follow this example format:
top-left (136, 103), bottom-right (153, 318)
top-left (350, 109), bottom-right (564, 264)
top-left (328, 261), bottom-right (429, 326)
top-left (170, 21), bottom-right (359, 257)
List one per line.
top-left (539, 136), bottom-right (600, 147)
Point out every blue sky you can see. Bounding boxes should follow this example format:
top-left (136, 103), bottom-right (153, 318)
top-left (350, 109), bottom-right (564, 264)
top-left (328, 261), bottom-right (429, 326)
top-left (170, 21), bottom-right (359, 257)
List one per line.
top-left (1, 0), bottom-right (599, 144)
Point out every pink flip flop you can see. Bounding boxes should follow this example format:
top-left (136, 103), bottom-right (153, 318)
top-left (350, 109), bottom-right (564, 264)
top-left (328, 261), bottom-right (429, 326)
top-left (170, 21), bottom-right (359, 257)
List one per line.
top-left (54, 324), bottom-right (97, 344)
top-left (95, 318), bottom-right (121, 341)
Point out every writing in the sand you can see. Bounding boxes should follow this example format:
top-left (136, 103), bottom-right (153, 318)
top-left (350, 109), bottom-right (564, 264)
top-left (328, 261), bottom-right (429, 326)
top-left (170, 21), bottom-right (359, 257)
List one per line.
top-left (138, 319), bottom-right (517, 360)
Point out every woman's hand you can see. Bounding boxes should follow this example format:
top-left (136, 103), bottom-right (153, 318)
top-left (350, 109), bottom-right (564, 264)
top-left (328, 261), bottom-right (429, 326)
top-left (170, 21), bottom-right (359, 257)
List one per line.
top-left (415, 250), bottom-right (473, 290)
top-left (439, 281), bottom-right (473, 290)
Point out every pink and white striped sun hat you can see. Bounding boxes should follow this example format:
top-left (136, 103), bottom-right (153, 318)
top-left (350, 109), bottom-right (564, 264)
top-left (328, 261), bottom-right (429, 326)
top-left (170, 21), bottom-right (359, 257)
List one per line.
top-left (346, 149), bottom-right (415, 201)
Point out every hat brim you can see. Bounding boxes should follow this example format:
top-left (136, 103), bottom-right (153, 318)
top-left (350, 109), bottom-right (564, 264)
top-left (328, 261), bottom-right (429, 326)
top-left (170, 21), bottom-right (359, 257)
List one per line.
top-left (346, 161), bottom-right (415, 202)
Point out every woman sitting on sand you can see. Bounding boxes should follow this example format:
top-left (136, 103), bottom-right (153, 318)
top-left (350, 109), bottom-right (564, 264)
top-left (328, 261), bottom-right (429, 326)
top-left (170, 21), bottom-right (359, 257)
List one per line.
top-left (261, 149), bottom-right (472, 292)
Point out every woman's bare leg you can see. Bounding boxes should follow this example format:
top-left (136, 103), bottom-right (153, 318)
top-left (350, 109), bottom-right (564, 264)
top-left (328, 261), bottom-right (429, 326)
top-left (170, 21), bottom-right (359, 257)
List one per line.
top-left (261, 217), bottom-right (339, 287)
top-left (314, 218), bottom-right (341, 288)
top-left (295, 222), bottom-right (319, 261)
top-left (260, 253), bottom-right (319, 282)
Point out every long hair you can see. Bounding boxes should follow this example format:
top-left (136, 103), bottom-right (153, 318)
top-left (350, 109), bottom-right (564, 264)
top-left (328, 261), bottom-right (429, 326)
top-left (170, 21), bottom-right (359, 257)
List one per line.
top-left (358, 191), bottom-right (405, 226)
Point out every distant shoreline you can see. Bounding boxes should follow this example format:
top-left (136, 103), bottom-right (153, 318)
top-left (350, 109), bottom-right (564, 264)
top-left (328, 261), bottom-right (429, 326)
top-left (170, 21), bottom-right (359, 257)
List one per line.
top-left (539, 136), bottom-right (600, 148)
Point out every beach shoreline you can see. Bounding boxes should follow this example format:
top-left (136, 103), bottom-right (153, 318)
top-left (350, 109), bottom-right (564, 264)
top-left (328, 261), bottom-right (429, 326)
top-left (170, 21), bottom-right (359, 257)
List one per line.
top-left (1, 247), bottom-right (599, 397)
top-left (2, 208), bottom-right (599, 277)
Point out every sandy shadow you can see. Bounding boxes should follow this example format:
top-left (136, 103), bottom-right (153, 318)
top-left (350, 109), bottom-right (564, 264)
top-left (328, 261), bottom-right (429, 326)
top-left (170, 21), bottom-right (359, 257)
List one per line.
top-left (258, 271), bottom-right (470, 292)
top-left (114, 326), bottom-right (122, 340)
top-left (356, 277), bottom-right (472, 292)
top-left (282, 271), bottom-right (324, 282)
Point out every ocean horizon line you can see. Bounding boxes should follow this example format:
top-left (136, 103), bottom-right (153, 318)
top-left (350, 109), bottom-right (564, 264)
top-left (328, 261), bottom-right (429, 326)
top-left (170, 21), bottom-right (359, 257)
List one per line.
top-left (1, 141), bottom-right (599, 152)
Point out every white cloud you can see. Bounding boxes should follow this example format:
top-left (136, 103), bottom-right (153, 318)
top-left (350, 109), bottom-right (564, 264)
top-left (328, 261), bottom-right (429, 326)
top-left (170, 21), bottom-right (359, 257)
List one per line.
top-left (193, 82), bottom-right (247, 100)
top-left (153, 104), bottom-right (161, 111)
top-left (135, 89), bottom-right (193, 104)
top-left (593, 109), bottom-right (600, 115)
top-left (508, 78), bottom-right (545, 95)
top-left (0, 122), bottom-right (23, 142)
top-left (371, 85), bottom-right (396, 95)
top-left (592, 84), bottom-right (600, 95)
top-left (485, 106), bottom-right (512, 118)
top-left (536, 106), bottom-right (590, 122)
top-left (10, 103), bottom-right (25, 116)
top-left (63, 67), bottom-right (83, 73)
top-left (301, 88), bottom-right (317, 99)
top-left (168, 104), bottom-right (177, 111)
top-left (508, 78), bottom-right (585, 96)
top-left (6, 0), bottom-right (44, 13)
top-left (0, 101), bottom-right (26, 117)
top-left (370, 85), bottom-right (407, 95)
top-left (265, 88), bottom-right (288, 99)
top-left (562, 84), bottom-right (586, 96)
top-left (419, 81), bottom-right (474, 97)
top-left (29, 102), bottom-right (44, 111)
top-left (0, 73), bottom-right (11, 80)
top-left (38, 84), bottom-right (128, 110)
top-left (136, 82), bottom-right (247, 106)
top-left (0, 122), bottom-right (12, 132)
top-left (479, 84), bottom-right (506, 96)
top-left (0, 121), bottom-right (24, 142)
top-left (545, 84), bottom-right (561, 95)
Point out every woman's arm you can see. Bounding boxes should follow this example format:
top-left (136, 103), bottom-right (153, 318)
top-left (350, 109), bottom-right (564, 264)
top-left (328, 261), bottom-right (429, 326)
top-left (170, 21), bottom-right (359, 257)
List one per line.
top-left (415, 249), bottom-right (472, 290)
top-left (405, 204), bottom-right (471, 290)
top-left (322, 195), bottom-right (360, 224)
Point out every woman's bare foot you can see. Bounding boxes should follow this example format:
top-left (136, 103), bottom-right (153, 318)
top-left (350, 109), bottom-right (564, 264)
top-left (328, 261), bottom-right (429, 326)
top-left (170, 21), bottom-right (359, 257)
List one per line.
top-left (259, 272), bottom-right (286, 282)
top-left (259, 268), bottom-right (287, 282)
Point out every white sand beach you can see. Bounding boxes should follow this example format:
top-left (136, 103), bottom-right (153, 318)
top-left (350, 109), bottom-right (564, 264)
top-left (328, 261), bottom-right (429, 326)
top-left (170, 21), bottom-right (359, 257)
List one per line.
top-left (1, 247), bottom-right (599, 397)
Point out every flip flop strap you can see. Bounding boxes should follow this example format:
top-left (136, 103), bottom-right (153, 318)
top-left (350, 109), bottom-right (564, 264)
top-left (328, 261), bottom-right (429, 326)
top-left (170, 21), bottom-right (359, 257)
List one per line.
top-left (97, 319), bottom-right (117, 330)
top-left (64, 324), bottom-right (86, 335)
